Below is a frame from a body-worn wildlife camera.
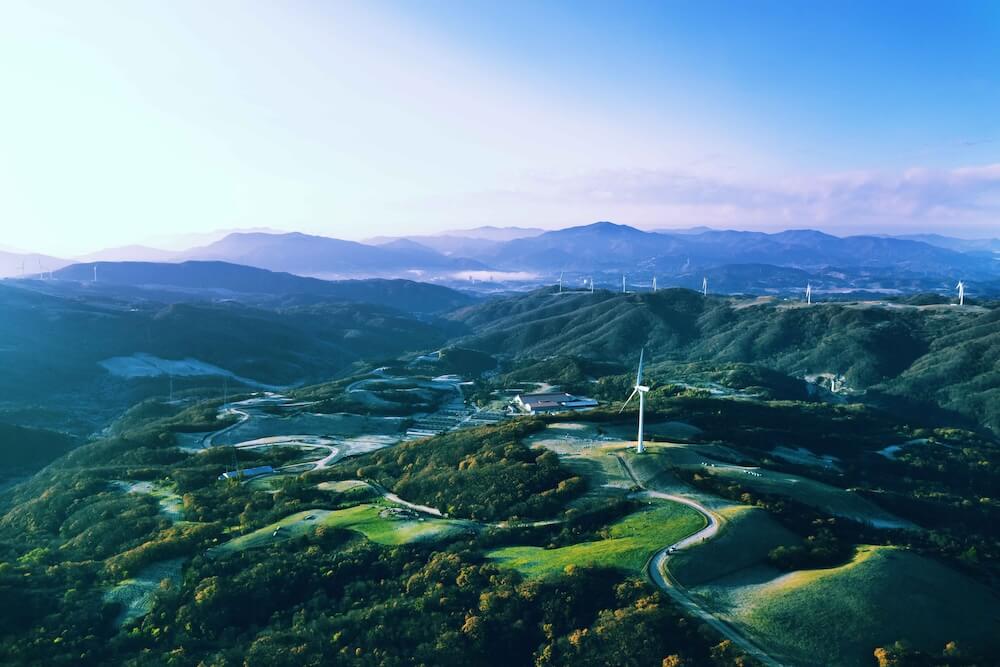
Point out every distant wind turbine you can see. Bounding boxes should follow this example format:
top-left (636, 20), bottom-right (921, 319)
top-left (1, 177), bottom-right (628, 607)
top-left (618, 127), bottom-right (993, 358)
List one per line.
top-left (558, 271), bottom-right (564, 294)
top-left (805, 283), bottom-right (812, 305)
top-left (93, 265), bottom-right (98, 283)
top-left (956, 280), bottom-right (965, 306)
top-left (590, 276), bottom-right (595, 293)
top-left (622, 274), bottom-right (627, 294)
top-left (702, 276), bottom-right (708, 296)
top-left (619, 348), bottom-right (649, 454)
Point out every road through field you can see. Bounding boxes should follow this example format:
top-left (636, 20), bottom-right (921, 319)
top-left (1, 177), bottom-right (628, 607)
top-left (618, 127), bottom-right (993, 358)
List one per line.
top-left (616, 455), bottom-right (786, 667)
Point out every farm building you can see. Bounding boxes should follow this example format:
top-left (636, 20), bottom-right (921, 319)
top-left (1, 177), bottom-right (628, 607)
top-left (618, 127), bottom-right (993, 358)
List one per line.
top-left (513, 392), bottom-right (598, 414)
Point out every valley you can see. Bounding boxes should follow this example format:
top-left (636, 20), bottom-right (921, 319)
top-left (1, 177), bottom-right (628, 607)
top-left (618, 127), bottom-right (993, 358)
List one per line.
top-left (7, 3), bottom-right (1000, 664)
top-left (0, 278), bottom-right (998, 666)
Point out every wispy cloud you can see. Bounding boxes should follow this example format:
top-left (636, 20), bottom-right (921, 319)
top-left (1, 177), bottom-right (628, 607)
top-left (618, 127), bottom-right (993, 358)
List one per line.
top-left (450, 163), bottom-right (1000, 237)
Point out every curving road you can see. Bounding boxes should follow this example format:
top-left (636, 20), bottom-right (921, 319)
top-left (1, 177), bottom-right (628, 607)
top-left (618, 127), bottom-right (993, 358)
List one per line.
top-left (365, 481), bottom-right (445, 517)
top-left (200, 399), bottom-right (781, 662)
top-left (616, 455), bottom-right (785, 667)
top-left (200, 407), bottom-right (250, 448)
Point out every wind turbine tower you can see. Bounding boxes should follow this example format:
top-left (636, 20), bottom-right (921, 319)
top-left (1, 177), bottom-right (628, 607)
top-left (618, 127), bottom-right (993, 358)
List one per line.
top-left (805, 283), bottom-right (812, 305)
top-left (93, 265), bottom-right (98, 283)
top-left (652, 276), bottom-right (657, 292)
top-left (619, 348), bottom-right (649, 454)
top-left (702, 277), bottom-right (708, 296)
top-left (558, 272), bottom-right (564, 294)
top-left (956, 280), bottom-right (965, 306)
top-left (590, 277), bottom-right (595, 293)
top-left (622, 275), bottom-right (627, 294)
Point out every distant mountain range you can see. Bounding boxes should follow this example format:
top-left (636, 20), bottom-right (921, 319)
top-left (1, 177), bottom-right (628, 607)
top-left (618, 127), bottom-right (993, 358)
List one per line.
top-left (366, 226), bottom-right (545, 257)
top-left (180, 231), bottom-right (486, 277)
top-left (4, 223), bottom-right (997, 294)
top-left (480, 222), bottom-right (998, 275)
top-left (893, 233), bottom-right (1000, 255)
top-left (0, 250), bottom-right (71, 279)
top-left (50, 260), bottom-right (475, 314)
top-left (75, 245), bottom-right (181, 263)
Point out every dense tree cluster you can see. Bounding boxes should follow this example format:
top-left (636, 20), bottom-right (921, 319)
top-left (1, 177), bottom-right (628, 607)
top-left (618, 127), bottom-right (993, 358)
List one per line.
top-left (332, 420), bottom-right (585, 522)
top-left (115, 535), bottom-right (724, 667)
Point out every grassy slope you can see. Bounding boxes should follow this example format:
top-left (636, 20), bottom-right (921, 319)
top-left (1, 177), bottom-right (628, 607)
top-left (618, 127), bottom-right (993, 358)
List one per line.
top-left (626, 441), bottom-right (912, 528)
top-left (697, 546), bottom-right (1000, 666)
top-left (701, 465), bottom-right (913, 527)
top-left (212, 504), bottom-right (468, 555)
top-left (668, 504), bottom-right (800, 587)
top-left (489, 501), bottom-right (705, 578)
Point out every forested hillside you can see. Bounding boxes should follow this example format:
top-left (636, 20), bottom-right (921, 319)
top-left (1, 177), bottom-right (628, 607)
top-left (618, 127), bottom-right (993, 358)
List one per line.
top-left (0, 284), bottom-right (451, 433)
top-left (0, 423), bottom-right (77, 481)
top-left (449, 288), bottom-right (1000, 431)
top-left (53, 261), bottom-right (475, 314)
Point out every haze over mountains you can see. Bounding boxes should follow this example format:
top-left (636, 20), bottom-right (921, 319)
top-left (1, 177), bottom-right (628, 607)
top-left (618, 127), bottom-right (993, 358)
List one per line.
top-left (51, 261), bottom-right (474, 314)
top-left (3, 222), bottom-right (998, 296)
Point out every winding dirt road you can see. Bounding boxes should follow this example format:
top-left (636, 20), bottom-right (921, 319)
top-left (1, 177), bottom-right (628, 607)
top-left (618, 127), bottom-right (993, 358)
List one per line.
top-left (200, 407), bottom-right (250, 448)
top-left (201, 401), bottom-right (784, 663)
top-left (616, 454), bottom-right (785, 667)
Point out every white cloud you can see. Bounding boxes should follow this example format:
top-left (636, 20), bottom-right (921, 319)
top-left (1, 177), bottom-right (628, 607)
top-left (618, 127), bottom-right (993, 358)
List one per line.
top-left (430, 163), bottom-right (1000, 237)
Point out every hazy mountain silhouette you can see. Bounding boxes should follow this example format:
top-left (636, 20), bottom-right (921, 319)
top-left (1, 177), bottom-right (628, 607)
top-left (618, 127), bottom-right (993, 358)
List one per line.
top-left (180, 232), bottom-right (486, 276)
top-left (52, 261), bottom-right (475, 313)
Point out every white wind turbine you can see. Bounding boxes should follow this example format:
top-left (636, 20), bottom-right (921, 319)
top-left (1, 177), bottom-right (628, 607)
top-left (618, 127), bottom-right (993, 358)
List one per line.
top-left (590, 276), bottom-right (595, 293)
top-left (558, 271), bottom-right (564, 293)
top-left (619, 348), bottom-right (649, 454)
top-left (805, 283), bottom-right (812, 305)
top-left (652, 276), bottom-right (658, 292)
top-left (956, 280), bottom-right (965, 306)
top-left (622, 274), bottom-right (627, 294)
top-left (702, 276), bottom-right (708, 296)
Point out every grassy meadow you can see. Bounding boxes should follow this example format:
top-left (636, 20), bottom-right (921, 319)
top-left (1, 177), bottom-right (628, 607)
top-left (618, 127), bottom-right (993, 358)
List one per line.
top-left (489, 501), bottom-right (705, 578)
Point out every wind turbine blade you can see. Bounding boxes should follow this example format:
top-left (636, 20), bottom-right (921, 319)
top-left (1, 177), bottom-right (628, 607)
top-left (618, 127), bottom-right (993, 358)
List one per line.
top-left (636, 347), bottom-right (645, 386)
top-left (619, 387), bottom-right (639, 413)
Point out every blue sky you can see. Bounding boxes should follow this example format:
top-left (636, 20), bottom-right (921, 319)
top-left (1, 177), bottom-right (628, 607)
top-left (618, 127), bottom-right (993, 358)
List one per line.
top-left (1, 1), bottom-right (998, 255)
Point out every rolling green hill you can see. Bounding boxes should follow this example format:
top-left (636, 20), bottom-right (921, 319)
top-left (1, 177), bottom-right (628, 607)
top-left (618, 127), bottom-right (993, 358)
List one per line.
top-left (449, 288), bottom-right (1000, 431)
top-left (695, 546), bottom-right (1000, 666)
top-left (883, 307), bottom-right (1000, 431)
top-left (0, 284), bottom-right (450, 433)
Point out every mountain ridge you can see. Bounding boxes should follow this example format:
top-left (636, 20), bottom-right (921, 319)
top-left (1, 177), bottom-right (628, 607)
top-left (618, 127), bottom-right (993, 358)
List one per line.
top-left (50, 260), bottom-right (476, 313)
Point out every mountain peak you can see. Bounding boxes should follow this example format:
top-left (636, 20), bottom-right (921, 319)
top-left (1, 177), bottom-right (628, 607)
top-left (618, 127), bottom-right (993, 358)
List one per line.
top-left (553, 221), bottom-right (645, 235)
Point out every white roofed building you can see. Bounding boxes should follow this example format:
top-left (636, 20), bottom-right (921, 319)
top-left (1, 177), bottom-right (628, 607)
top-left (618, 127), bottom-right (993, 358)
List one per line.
top-left (218, 465), bottom-right (274, 481)
top-left (513, 392), bottom-right (598, 414)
